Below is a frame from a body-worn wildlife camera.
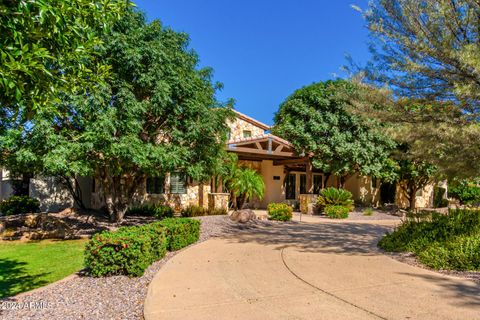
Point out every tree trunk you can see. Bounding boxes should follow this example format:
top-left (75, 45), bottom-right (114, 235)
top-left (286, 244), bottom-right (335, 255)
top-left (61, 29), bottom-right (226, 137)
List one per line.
top-left (408, 185), bottom-right (417, 211)
top-left (236, 194), bottom-right (246, 210)
top-left (323, 173), bottom-right (331, 189)
top-left (59, 176), bottom-right (86, 210)
top-left (102, 175), bottom-right (129, 222)
top-left (339, 175), bottom-right (348, 189)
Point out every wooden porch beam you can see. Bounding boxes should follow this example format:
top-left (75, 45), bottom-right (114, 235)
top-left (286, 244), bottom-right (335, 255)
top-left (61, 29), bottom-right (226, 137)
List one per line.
top-left (273, 157), bottom-right (308, 166)
top-left (231, 146), bottom-right (296, 157)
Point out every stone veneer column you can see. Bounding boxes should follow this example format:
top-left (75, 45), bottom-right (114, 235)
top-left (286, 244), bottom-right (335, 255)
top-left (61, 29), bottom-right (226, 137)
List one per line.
top-left (208, 193), bottom-right (230, 211)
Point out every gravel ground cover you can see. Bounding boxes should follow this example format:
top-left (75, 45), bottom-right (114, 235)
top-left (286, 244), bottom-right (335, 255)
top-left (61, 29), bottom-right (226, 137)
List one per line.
top-left (0, 215), bottom-right (241, 320)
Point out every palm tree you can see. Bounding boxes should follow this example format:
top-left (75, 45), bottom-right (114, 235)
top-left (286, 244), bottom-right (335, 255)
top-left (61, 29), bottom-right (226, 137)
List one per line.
top-left (230, 168), bottom-right (265, 210)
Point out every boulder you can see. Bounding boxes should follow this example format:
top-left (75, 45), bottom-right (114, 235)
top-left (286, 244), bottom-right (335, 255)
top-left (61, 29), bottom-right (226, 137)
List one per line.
top-left (230, 209), bottom-right (256, 223)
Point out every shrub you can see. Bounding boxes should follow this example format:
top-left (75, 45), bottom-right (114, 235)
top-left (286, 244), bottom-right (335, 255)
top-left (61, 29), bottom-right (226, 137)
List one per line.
top-left (418, 236), bottom-right (480, 270)
top-left (84, 218), bottom-right (200, 277)
top-left (324, 205), bottom-right (349, 219)
top-left (449, 180), bottom-right (480, 205)
top-left (181, 205), bottom-right (227, 217)
top-left (379, 209), bottom-right (480, 270)
top-left (317, 188), bottom-right (354, 212)
top-left (157, 218), bottom-right (200, 251)
top-left (84, 224), bottom-right (167, 277)
top-left (0, 196), bottom-right (40, 216)
top-left (267, 203), bottom-right (293, 221)
top-left (126, 204), bottom-right (174, 219)
top-left (363, 207), bottom-right (374, 216)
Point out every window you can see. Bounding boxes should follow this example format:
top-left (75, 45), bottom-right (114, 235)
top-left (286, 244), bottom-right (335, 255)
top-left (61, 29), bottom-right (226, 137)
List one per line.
top-left (313, 175), bottom-right (323, 194)
top-left (285, 174), bottom-right (296, 199)
top-left (91, 178), bottom-right (96, 193)
top-left (147, 176), bottom-right (165, 194)
top-left (300, 174), bottom-right (306, 194)
top-left (170, 172), bottom-right (187, 194)
top-left (243, 130), bottom-right (252, 138)
top-left (372, 178), bottom-right (379, 189)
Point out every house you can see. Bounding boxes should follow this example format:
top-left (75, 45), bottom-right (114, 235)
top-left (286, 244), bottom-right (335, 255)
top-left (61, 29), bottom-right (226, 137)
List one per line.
top-left (225, 110), bottom-right (435, 212)
top-left (0, 110), bottom-right (436, 213)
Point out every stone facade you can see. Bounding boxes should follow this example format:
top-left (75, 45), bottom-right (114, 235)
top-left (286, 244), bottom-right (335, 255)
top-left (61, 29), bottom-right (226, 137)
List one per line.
top-left (90, 175), bottom-right (213, 212)
top-left (208, 193), bottom-right (230, 211)
top-left (227, 114), bottom-right (268, 141)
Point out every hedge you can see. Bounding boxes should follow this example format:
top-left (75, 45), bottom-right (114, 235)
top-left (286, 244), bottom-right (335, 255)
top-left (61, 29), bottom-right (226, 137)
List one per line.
top-left (156, 218), bottom-right (200, 251)
top-left (84, 218), bottom-right (200, 277)
top-left (125, 204), bottom-right (174, 219)
top-left (0, 196), bottom-right (40, 216)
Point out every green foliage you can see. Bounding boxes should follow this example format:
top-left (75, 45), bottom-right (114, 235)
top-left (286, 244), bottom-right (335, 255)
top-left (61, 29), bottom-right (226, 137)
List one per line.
top-left (84, 218), bottom-right (200, 277)
top-left (356, 1), bottom-right (480, 178)
top-left (317, 187), bottom-right (354, 211)
top-left (324, 205), bottom-right (350, 219)
top-left (1, 10), bottom-right (233, 222)
top-left (449, 179), bottom-right (480, 206)
top-left (396, 159), bottom-right (437, 210)
top-left (0, 196), bottom-right (40, 216)
top-left (0, 0), bottom-right (131, 118)
top-left (126, 204), bottom-right (174, 219)
top-left (379, 209), bottom-right (480, 270)
top-left (85, 224), bottom-right (167, 277)
top-left (230, 168), bottom-right (265, 210)
top-left (363, 207), bottom-right (374, 216)
top-left (267, 203), bottom-right (293, 221)
top-left (273, 80), bottom-right (396, 179)
top-left (180, 205), bottom-right (227, 217)
top-left (364, 0), bottom-right (480, 113)
top-left (157, 218), bottom-right (200, 251)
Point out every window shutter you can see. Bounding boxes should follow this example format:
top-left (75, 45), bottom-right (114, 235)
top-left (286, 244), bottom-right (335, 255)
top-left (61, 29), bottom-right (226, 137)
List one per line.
top-left (147, 176), bottom-right (165, 194)
top-left (170, 173), bottom-right (186, 194)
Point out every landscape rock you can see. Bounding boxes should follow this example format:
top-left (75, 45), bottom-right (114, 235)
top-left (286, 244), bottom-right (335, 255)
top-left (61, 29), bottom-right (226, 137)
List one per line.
top-left (230, 209), bottom-right (256, 223)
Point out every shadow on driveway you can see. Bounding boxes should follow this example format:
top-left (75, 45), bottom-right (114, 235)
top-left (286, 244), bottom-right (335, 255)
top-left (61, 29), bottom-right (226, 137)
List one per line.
top-left (220, 220), bottom-right (393, 255)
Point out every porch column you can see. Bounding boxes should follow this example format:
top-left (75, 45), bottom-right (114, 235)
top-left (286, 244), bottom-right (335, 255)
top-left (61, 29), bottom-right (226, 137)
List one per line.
top-left (306, 157), bottom-right (313, 194)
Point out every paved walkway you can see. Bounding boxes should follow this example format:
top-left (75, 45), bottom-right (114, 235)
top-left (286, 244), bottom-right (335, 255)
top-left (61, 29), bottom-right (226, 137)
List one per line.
top-left (144, 219), bottom-right (480, 320)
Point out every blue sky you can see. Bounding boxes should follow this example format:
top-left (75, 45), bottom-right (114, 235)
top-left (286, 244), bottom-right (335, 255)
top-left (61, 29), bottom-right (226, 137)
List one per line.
top-left (134, 0), bottom-right (371, 125)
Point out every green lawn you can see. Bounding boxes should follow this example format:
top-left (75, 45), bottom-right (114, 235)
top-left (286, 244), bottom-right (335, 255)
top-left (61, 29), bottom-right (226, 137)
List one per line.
top-left (0, 239), bottom-right (88, 298)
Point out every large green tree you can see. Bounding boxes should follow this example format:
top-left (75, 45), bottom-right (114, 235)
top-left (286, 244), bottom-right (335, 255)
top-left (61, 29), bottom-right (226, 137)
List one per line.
top-left (0, 0), bottom-right (131, 119)
top-left (273, 80), bottom-right (396, 187)
top-left (2, 11), bottom-right (233, 221)
top-left (363, 0), bottom-right (480, 113)
top-left (352, 0), bottom-right (480, 177)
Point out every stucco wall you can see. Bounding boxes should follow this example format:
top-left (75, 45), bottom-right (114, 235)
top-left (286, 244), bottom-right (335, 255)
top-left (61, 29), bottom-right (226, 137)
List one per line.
top-left (29, 177), bottom-right (74, 212)
top-left (344, 174), bottom-right (381, 206)
top-left (395, 183), bottom-right (435, 209)
top-left (227, 117), bottom-right (266, 140)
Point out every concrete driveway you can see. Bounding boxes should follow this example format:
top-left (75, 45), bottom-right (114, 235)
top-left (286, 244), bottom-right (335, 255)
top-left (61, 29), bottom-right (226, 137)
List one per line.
top-left (144, 219), bottom-right (480, 320)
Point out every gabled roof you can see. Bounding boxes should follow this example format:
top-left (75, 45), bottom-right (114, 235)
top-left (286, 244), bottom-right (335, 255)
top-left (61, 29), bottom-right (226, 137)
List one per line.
top-left (227, 133), bottom-right (292, 147)
top-left (232, 110), bottom-right (271, 131)
top-left (227, 133), bottom-right (298, 159)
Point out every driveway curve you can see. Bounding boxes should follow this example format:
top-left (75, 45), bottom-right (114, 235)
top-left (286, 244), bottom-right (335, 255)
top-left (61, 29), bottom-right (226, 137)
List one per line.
top-left (144, 220), bottom-right (480, 320)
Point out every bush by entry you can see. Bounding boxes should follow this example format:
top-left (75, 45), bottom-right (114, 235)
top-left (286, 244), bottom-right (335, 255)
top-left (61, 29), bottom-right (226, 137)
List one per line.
top-left (267, 203), bottom-right (293, 221)
top-left (84, 218), bottom-right (200, 277)
top-left (379, 209), bottom-right (480, 270)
